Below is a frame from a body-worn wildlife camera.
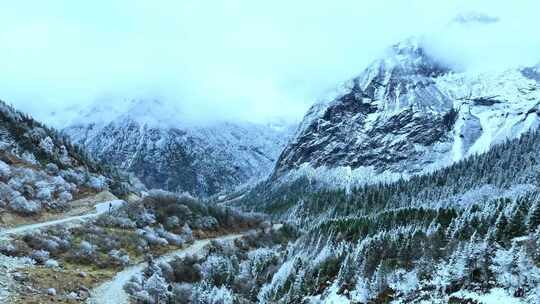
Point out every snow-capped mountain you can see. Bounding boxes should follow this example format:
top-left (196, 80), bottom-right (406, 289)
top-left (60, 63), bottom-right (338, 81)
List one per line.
top-left (229, 40), bottom-right (540, 303)
top-left (273, 39), bottom-right (540, 186)
top-left (62, 99), bottom-right (294, 197)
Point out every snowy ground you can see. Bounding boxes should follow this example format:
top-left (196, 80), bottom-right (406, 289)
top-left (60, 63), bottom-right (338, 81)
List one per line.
top-left (305, 287), bottom-right (535, 304)
top-left (451, 288), bottom-right (532, 304)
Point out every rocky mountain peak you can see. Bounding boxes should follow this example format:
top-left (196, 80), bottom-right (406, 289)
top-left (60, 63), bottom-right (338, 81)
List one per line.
top-left (272, 39), bottom-right (540, 186)
top-left (63, 100), bottom-right (295, 197)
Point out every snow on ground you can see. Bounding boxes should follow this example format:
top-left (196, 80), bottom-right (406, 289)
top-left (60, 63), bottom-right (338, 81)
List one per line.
top-left (94, 200), bottom-right (126, 213)
top-left (279, 163), bottom-right (406, 192)
top-left (451, 288), bottom-right (529, 304)
top-left (303, 284), bottom-right (351, 304)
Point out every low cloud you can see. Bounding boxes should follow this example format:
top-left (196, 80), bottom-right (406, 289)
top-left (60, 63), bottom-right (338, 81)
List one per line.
top-left (453, 12), bottom-right (500, 25)
top-left (0, 0), bottom-right (539, 125)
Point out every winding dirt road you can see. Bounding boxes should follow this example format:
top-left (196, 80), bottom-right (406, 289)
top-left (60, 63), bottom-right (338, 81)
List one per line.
top-left (0, 200), bottom-right (124, 239)
top-left (86, 234), bottom-right (244, 304)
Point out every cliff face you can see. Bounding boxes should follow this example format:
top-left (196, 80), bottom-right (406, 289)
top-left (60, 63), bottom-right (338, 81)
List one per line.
top-left (63, 100), bottom-right (294, 197)
top-left (273, 40), bottom-right (540, 184)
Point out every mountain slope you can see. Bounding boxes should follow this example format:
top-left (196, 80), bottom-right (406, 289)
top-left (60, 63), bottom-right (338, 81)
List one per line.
top-left (273, 39), bottom-right (540, 187)
top-left (0, 101), bottom-right (135, 216)
top-left (233, 102), bottom-right (540, 304)
top-left (63, 100), bottom-right (294, 197)
top-left (220, 39), bottom-right (540, 303)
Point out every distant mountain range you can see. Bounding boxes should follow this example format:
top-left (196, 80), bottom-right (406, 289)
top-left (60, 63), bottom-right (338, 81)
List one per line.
top-left (61, 99), bottom-right (295, 197)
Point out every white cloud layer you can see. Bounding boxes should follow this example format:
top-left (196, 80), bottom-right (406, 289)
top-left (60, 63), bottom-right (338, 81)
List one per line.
top-left (0, 0), bottom-right (539, 125)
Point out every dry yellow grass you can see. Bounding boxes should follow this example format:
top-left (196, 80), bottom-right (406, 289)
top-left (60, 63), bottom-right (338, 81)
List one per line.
top-left (12, 263), bottom-right (116, 304)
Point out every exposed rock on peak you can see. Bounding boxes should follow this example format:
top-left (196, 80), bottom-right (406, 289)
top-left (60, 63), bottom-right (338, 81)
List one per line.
top-left (63, 101), bottom-right (294, 197)
top-left (273, 40), bottom-right (540, 185)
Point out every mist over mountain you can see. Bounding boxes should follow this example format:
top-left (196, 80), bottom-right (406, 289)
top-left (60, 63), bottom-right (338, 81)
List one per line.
top-left (61, 99), bottom-right (295, 197)
top-left (1, 1), bottom-right (540, 304)
top-left (4, 1), bottom-right (540, 127)
top-left (271, 39), bottom-right (540, 186)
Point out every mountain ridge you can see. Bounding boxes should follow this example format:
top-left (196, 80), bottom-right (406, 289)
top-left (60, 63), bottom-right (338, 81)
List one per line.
top-left (272, 39), bottom-right (540, 187)
top-left (0, 100), bottom-right (137, 216)
top-left (63, 100), bottom-right (295, 197)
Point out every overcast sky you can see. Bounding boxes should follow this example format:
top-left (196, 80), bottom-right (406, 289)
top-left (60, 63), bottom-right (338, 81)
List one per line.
top-left (1, 0), bottom-right (539, 125)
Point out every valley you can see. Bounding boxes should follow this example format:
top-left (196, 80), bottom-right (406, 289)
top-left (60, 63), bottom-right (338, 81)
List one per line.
top-left (1, 7), bottom-right (540, 303)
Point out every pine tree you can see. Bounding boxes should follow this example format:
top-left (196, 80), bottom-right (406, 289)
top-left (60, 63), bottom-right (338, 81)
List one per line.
top-left (507, 204), bottom-right (527, 239)
top-left (528, 201), bottom-right (540, 232)
top-left (145, 273), bottom-right (169, 304)
top-left (495, 214), bottom-right (509, 243)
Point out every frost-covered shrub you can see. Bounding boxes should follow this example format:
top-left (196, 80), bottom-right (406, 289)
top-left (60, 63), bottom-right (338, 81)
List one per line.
top-left (42, 239), bottom-right (61, 253)
top-left (78, 241), bottom-right (96, 258)
top-left (39, 136), bottom-right (55, 154)
top-left (171, 283), bottom-right (193, 304)
top-left (7, 176), bottom-right (24, 192)
top-left (0, 160), bottom-right (11, 179)
top-left (9, 195), bottom-right (41, 214)
top-left (182, 224), bottom-right (194, 243)
top-left (21, 151), bottom-right (37, 165)
top-left (31, 249), bottom-right (50, 264)
top-left (58, 191), bottom-right (73, 203)
top-left (170, 254), bottom-right (203, 283)
top-left (23, 233), bottom-right (61, 253)
top-left (155, 226), bottom-right (184, 246)
top-left (192, 285), bottom-right (234, 304)
top-left (0, 182), bottom-right (18, 200)
top-left (96, 214), bottom-right (137, 229)
top-left (60, 169), bottom-right (85, 185)
top-left (45, 163), bottom-right (59, 175)
top-left (138, 210), bottom-right (157, 227)
top-left (165, 216), bottom-right (181, 230)
top-left (45, 259), bottom-right (59, 268)
top-left (194, 216), bottom-right (219, 230)
top-left (108, 249), bottom-right (130, 267)
top-left (124, 274), bottom-right (144, 295)
top-left (50, 175), bottom-right (72, 192)
top-left (138, 227), bottom-right (169, 246)
top-left (0, 243), bottom-right (17, 256)
top-left (87, 175), bottom-right (108, 191)
top-left (201, 254), bottom-right (236, 287)
top-left (131, 290), bottom-right (153, 304)
top-left (157, 261), bottom-right (175, 282)
top-left (0, 160), bottom-right (81, 213)
top-left (145, 273), bottom-right (170, 303)
top-left (35, 182), bottom-right (53, 201)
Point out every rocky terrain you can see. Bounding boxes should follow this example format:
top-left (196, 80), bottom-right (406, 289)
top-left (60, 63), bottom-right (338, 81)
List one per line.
top-left (221, 39), bottom-right (540, 303)
top-left (0, 101), bottom-right (139, 220)
top-left (1, 35), bottom-right (540, 304)
top-left (273, 39), bottom-right (540, 188)
top-left (62, 99), bottom-right (294, 197)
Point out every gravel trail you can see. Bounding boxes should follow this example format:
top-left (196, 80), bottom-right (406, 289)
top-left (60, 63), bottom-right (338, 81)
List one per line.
top-left (86, 233), bottom-right (244, 304)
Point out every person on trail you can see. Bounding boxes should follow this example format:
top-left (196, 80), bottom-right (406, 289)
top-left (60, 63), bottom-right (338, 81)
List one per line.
top-left (109, 202), bottom-right (112, 213)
